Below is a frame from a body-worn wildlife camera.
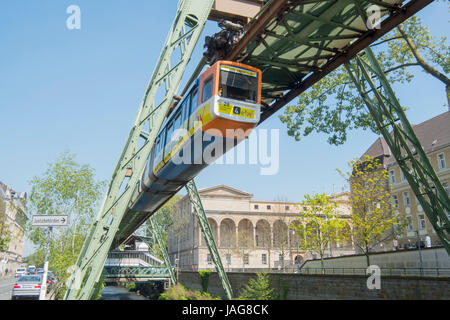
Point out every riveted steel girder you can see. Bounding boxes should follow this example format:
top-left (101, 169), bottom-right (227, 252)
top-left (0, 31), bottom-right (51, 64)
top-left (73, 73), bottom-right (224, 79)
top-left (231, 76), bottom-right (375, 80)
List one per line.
top-left (64, 0), bottom-right (215, 300)
top-left (345, 47), bottom-right (450, 254)
top-left (222, 0), bottom-right (435, 119)
top-left (185, 180), bottom-right (234, 299)
top-left (148, 218), bottom-right (177, 285)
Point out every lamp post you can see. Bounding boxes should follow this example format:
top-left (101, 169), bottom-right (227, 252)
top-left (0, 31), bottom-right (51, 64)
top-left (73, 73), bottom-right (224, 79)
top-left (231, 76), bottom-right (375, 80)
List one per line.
top-left (414, 229), bottom-right (424, 276)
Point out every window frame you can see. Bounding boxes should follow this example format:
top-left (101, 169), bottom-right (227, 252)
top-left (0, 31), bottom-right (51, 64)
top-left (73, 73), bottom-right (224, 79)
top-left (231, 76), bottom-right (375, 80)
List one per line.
top-left (201, 76), bottom-right (214, 103)
top-left (418, 214), bottom-right (426, 230)
top-left (403, 191), bottom-right (411, 207)
top-left (389, 170), bottom-right (396, 184)
top-left (438, 153), bottom-right (446, 170)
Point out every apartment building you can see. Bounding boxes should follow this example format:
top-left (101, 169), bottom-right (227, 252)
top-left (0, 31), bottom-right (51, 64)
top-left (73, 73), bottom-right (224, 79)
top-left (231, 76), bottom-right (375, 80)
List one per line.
top-left (0, 181), bottom-right (28, 274)
top-left (361, 112), bottom-right (450, 249)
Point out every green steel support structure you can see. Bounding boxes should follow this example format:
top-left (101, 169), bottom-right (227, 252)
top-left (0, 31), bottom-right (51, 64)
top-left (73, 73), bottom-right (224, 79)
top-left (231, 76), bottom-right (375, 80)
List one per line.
top-left (64, 0), bottom-right (216, 300)
top-left (344, 47), bottom-right (450, 254)
top-left (148, 218), bottom-right (177, 285)
top-left (185, 180), bottom-right (234, 300)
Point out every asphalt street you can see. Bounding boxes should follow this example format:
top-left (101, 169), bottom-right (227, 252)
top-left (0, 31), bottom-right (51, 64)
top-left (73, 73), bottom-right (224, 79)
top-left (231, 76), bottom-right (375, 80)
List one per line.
top-left (0, 277), bottom-right (15, 300)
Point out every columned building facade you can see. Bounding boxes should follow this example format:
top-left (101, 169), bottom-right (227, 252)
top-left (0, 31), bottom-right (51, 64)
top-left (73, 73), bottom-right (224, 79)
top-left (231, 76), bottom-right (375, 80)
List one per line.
top-left (167, 185), bottom-right (355, 271)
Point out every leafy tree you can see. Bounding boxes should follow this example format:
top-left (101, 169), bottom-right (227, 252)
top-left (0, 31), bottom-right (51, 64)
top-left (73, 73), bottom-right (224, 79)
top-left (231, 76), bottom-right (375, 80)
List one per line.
top-left (290, 194), bottom-right (347, 273)
top-left (0, 199), bottom-right (11, 254)
top-left (337, 155), bottom-right (406, 266)
top-left (198, 269), bottom-right (212, 292)
top-left (237, 272), bottom-right (274, 300)
top-left (27, 151), bottom-right (105, 298)
top-left (279, 11), bottom-right (450, 146)
top-left (144, 195), bottom-right (183, 260)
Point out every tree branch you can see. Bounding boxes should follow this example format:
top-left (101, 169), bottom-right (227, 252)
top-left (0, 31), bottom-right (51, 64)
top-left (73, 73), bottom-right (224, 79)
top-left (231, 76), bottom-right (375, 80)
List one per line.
top-left (397, 25), bottom-right (450, 87)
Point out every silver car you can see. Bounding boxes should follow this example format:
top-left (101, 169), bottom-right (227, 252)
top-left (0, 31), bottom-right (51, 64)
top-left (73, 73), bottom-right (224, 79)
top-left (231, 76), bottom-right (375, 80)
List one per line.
top-left (15, 267), bottom-right (27, 278)
top-left (11, 275), bottom-right (42, 300)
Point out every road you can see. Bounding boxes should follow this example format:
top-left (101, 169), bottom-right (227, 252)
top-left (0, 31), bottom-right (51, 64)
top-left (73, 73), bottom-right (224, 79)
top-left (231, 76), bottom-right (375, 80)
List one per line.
top-left (0, 277), bottom-right (15, 300)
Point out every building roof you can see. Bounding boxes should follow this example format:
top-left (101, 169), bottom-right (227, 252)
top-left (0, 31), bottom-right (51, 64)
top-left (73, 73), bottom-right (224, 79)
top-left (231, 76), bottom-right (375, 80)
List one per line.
top-left (198, 185), bottom-right (253, 198)
top-left (362, 112), bottom-right (450, 166)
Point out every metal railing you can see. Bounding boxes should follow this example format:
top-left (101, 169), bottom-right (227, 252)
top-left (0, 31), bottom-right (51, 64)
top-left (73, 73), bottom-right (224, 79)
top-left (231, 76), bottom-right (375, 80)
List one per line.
top-left (106, 251), bottom-right (163, 267)
top-left (299, 267), bottom-right (450, 277)
top-left (179, 266), bottom-right (450, 277)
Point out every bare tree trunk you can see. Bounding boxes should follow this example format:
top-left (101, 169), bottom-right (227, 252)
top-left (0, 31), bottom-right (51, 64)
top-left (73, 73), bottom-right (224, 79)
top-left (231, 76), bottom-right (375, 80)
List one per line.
top-left (365, 242), bottom-right (371, 267)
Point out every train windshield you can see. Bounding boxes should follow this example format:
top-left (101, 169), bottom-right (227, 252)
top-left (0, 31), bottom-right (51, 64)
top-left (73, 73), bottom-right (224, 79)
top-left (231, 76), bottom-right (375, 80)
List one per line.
top-left (219, 65), bottom-right (258, 103)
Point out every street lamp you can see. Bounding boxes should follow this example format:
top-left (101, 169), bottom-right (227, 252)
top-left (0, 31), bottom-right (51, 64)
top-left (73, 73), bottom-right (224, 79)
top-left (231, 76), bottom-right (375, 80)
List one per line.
top-left (413, 229), bottom-right (424, 276)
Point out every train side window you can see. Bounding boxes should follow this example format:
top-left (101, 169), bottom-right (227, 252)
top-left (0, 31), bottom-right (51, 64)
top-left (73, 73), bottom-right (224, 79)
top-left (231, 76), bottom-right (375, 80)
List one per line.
top-left (182, 97), bottom-right (191, 129)
top-left (191, 87), bottom-right (199, 113)
top-left (174, 110), bottom-right (182, 132)
top-left (201, 77), bottom-right (213, 103)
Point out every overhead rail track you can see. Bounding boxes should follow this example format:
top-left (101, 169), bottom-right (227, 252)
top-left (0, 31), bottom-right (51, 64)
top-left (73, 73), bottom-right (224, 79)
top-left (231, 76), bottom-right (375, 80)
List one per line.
top-left (222, 0), bottom-right (435, 122)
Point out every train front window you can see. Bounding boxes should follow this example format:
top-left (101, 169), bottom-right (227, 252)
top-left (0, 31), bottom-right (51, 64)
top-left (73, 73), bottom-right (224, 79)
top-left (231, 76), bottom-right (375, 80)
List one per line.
top-left (219, 66), bottom-right (258, 103)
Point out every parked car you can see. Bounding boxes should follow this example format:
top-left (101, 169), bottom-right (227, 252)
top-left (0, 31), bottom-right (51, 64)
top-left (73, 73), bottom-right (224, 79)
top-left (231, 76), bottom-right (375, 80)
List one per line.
top-left (27, 265), bottom-right (36, 275)
top-left (36, 268), bottom-right (45, 274)
top-left (11, 275), bottom-right (42, 300)
top-left (15, 267), bottom-right (27, 278)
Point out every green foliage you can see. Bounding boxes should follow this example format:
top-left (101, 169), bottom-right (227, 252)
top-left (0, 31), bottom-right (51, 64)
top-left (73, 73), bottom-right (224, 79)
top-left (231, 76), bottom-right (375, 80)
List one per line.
top-left (279, 12), bottom-right (450, 146)
top-left (198, 269), bottom-right (212, 292)
top-left (91, 273), bottom-right (106, 300)
top-left (0, 201), bottom-right (11, 253)
top-left (338, 155), bottom-right (406, 265)
top-left (159, 284), bottom-right (221, 300)
top-left (26, 151), bottom-right (105, 298)
top-left (125, 282), bottom-right (137, 292)
top-left (237, 273), bottom-right (275, 300)
top-left (290, 194), bottom-right (347, 272)
top-left (144, 195), bottom-right (182, 259)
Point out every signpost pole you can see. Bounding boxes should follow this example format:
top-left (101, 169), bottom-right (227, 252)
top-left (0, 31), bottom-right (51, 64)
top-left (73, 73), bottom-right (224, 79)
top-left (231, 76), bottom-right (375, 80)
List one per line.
top-left (39, 227), bottom-right (52, 300)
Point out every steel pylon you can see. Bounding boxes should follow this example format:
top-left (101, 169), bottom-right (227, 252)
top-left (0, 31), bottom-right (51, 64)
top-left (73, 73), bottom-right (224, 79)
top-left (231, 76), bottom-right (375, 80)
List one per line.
top-left (148, 218), bottom-right (177, 285)
top-left (185, 180), bottom-right (234, 299)
top-left (344, 47), bottom-right (450, 255)
top-left (64, 0), bottom-right (215, 300)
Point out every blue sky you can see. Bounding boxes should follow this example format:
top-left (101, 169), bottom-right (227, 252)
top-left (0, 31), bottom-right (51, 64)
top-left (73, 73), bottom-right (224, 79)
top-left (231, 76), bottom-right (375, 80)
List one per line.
top-left (0, 1), bottom-right (448, 212)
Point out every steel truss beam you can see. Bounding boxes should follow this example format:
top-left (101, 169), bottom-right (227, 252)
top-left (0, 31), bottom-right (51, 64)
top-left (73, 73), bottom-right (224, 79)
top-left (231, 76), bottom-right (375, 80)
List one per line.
top-left (103, 266), bottom-right (171, 280)
top-left (64, 0), bottom-right (215, 300)
top-left (345, 47), bottom-right (450, 254)
top-left (148, 218), bottom-right (177, 285)
top-left (185, 180), bottom-right (234, 300)
top-left (225, 0), bottom-right (435, 122)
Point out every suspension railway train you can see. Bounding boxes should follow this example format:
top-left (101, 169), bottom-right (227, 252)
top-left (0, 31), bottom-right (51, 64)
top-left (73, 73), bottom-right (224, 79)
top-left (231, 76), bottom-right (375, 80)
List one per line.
top-left (128, 60), bottom-right (262, 216)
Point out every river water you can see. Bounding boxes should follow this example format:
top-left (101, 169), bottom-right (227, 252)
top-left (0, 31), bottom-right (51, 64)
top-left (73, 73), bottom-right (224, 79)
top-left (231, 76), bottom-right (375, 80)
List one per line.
top-left (100, 286), bottom-right (149, 300)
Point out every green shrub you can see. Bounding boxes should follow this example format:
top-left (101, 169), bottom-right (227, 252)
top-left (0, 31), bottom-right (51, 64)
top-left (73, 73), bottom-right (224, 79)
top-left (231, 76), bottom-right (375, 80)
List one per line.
top-left (125, 283), bottom-right (137, 292)
top-left (159, 284), bottom-right (221, 300)
top-left (198, 270), bottom-right (212, 292)
top-left (237, 273), bottom-right (275, 300)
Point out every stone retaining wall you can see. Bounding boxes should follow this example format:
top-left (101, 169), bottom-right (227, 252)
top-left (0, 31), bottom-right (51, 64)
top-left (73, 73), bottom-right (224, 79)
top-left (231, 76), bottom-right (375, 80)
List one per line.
top-left (179, 271), bottom-right (450, 300)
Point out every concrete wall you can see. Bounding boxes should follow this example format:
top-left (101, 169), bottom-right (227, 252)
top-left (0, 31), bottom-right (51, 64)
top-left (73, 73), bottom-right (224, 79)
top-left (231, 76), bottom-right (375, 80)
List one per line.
top-left (301, 247), bottom-right (450, 272)
top-left (179, 271), bottom-right (450, 300)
